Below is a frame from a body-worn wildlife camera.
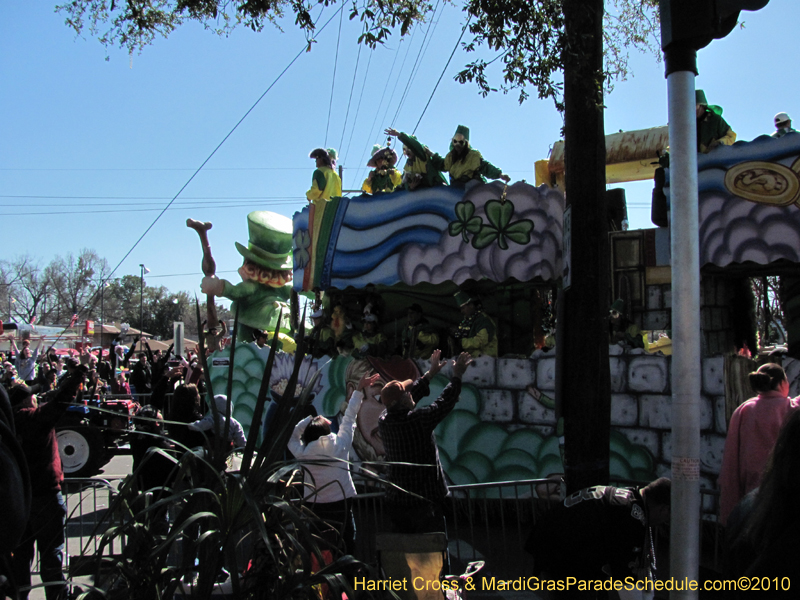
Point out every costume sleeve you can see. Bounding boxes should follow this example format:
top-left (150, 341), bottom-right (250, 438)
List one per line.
top-left (336, 390), bottom-right (363, 449)
top-left (719, 406), bottom-right (744, 525)
top-left (362, 175), bottom-right (373, 194)
top-left (220, 279), bottom-right (261, 301)
top-left (429, 152), bottom-right (446, 171)
top-left (389, 169), bottom-right (402, 190)
top-left (188, 414), bottom-right (214, 432)
top-left (479, 158), bottom-right (503, 180)
top-left (460, 328), bottom-right (489, 354)
top-left (288, 415), bottom-right (313, 457)
top-left (419, 331), bottom-right (439, 347)
top-left (306, 169), bottom-right (328, 201)
top-left (719, 128), bottom-right (736, 146)
top-left (231, 419), bottom-right (247, 448)
top-left (397, 132), bottom-right (427, 159)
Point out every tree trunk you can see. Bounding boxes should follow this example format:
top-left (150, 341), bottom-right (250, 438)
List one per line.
top-left (556, 0), bottom-right (611, 493)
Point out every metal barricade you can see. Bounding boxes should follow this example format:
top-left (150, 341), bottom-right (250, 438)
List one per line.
top-left (32, 477), bottom-right (127, 581)
top-left (350, 478), bottom-right (553, 579)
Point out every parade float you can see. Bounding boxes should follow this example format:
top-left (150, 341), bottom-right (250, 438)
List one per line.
top-left (198, 128), bottom-right (800, 495)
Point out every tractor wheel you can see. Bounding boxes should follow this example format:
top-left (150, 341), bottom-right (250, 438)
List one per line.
top-left (57, 426), bottom-right (109, 477)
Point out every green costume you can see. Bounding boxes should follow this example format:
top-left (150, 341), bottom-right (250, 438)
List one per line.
top-left (307, 166), bottom-right (342, 202)
top-left (695, 90), bottom-right (736, 153)
top-left (352, 331), bottom-right (388, 358)
top-left (454, 311), bottom-right (498, 357)
top-left (396, 131), bottom-right (447, 190)
top-left (430, 124), bottom-right (504, 188)
top-left (221, 279), bottom-right (292, 336)
top-left (401, 319), bottom-right (440, 359)
top-left (362, 168), bottom-right (402, 193)
top-left (212, 211), bottom-right (295, 343)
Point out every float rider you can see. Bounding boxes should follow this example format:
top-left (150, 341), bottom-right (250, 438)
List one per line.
top-left (384, 128), bottom-right (447, 191)
top-left (428, 125), bottom-right (511, 189)
top-left (307, 148), bottom-right (342, 203)
top-left (361, 145), bottom-right (402, 194)
top-left (451, 291), bottom-right (498, 358)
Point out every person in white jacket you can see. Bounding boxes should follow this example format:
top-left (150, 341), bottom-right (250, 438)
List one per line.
top-left (188, 394), bottom-right (247, 449)
top-left (289, 371), bottom-right (380, 554)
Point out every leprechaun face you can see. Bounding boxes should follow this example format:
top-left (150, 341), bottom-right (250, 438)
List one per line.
top-left (238, 259), bottom-right (292, 287)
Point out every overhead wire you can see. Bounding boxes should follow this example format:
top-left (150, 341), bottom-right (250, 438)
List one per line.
top-left (347, 35), bottom-right (410, 188)
top-left (59, 5), bottom-right (345, 329)
top-left (337, 43), bottom-right (363, 153)
top-left (412, 15), bottom-right (472, 134)
top-left (390, 0), bottom-right (443, 127)
top-left (353, 30), bottom-right (419, 186)
top-left (341, 49), bottom-right (374, 165)
top-left (324, 6), bottom-right (345, 147)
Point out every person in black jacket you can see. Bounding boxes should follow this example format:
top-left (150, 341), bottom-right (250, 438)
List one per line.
top-left (526, 478), bottom-right (671, 599)
top-left (10, 368), bottom-right (86, 600)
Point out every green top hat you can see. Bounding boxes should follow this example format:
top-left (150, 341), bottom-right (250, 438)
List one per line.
top-left (610, 298), bottom-right (625, 313)
top-left (695, 89), bottom-right (708, 105)
top-left (454, 291), bottom-right (476, 307)
top-left (235, 211), bottom-right (293, 271)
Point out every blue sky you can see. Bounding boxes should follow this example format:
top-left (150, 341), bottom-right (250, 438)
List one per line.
top-left (0, 1), bottom-right (793, 305)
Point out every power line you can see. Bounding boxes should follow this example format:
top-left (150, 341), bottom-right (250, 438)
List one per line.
top-left (0, 195), bottom-right (306, 201)
top-left (412, 16), bottom-right (472, 134)
top-left (390, 0), bottom-right (443, 127)
top-left (0, 167), bottom-right (309, 172)
top-left (342, 49), bottom-right (373, 165)
top-left (65, 7), bottom-right (345, 327)
top-left (351, 31), bottom-right (417, 187)
top-left (338, 43), bottom-right (363, 153)
top-left (324, 6), bottom-right (345, 147)
top-left (0, 201), bottom-right (305, 217)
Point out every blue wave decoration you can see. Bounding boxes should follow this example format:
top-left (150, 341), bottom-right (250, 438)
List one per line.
top-left (330, 226), bottom-right (443, 278)
top-left (343, 187), bottom-right (460, 229)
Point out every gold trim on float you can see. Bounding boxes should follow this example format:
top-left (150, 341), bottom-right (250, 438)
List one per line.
top-left (724, 161), bottom-right (800, 206)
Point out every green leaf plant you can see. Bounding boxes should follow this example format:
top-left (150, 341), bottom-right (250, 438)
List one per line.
top-left (68, 301), bottom-right (376, 600)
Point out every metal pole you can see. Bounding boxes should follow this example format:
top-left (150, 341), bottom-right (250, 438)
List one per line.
top-left (667, 69), bottom-right (701, 600)
top-left (139, 264), bottom-right (145, 337)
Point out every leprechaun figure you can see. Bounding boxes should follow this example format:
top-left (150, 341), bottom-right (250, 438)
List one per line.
top-left (201, 211), bottom-right (297, 352)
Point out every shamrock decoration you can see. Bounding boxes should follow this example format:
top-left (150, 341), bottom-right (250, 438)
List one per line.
top-left (293, 229), bottom-right (312, 269)
top-left (448, 200), bottom-right (483, 243)
top-left (471, 199), bottom-right (534, 250)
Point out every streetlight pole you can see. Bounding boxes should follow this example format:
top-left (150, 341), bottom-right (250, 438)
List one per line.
top-left (139, 264), bottom-right (146, 338)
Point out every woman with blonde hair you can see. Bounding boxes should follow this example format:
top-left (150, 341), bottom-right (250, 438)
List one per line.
top-left (719, 362), bottom-right (799, 524)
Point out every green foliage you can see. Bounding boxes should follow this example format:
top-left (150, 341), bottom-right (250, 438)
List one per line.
top-left (71, 303), bottom-right (367, 599)
top-left (459, 0), bottom-right (660, 104)
top-left (54, 0), bottom-right (660, 107)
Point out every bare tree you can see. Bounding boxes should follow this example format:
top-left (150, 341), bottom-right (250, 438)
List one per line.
top-left (2, 255), bottom-right (49, 324)
top-left (47, 249), bottom-right (110, 322)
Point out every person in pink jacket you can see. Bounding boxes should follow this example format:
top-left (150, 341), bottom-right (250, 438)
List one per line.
top-left (719, 362), bottom-right (799, 524)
